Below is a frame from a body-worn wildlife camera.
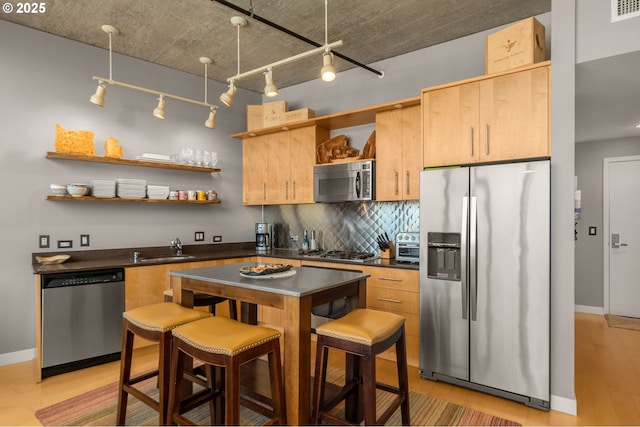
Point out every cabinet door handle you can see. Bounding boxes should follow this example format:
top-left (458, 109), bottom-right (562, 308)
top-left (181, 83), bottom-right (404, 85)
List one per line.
top-left (378, 277), bottom-right (402, 282)
top-left (469, 127), bottom-right (473, 156)
top-left (292, 180), bottom-right (296, 200)
top-left (394, 171), bottom-right (399, 195)
top-left (262, 182), bottom-right (266, 201)
top-left (405, 171), bottom-right (410, 195)
top-left (285, 181), bottom-right (288, 200)
top-left (377, 297), bottom-right (402, 303)
top-left (485, 124), bottom-right (489, 155)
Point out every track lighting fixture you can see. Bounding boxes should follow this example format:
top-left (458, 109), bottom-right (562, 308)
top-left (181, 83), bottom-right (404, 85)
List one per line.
top-left (320, 51), bottom-right (336, 82)
top-left (89, 25), bottom-right (219, 128)
top-left (90, 81), bottom-right (107, 106)
top-left (153, 96), bottom-right (166, 119)
top-left (264, 68), bottom-right (278, 97)
top-left (220, 0), bottom-right (343, 105)
top-left (205, 107), bottom-right (217, 129)
top-left (219, 81), bottom-right (237, 107)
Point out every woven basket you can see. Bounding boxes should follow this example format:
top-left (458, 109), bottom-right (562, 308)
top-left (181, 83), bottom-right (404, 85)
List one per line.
top-left (55, 124), bottom-right (95, 156)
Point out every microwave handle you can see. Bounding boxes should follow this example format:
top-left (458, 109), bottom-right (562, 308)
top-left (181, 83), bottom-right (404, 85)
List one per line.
top-left (355, 171), bottom-right (361, 198)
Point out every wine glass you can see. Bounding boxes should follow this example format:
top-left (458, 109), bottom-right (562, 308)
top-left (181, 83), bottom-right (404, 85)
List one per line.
top-left (180, 147), bottom-right (189, 164)
top-left (203, 150), bottom-right (212, 167)
top-left (210, 151), bottom-right (218, 167)
top-left (185, 147), bottom-right (194, 165)
top-left (194, 149), bottom-right (203, 166)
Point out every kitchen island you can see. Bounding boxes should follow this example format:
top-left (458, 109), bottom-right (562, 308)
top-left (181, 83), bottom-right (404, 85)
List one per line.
top-left (170, 262), bottom-right (369, 426)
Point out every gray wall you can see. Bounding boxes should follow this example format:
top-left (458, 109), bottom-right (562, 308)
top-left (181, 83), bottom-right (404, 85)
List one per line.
top-left (576, 0), bottom-right (640, 63)
top-left (0, 20), bottom-right (263, 360)
top-left (575, 137), bottom-right (640, 309)
top-left (573, 0), bottom-right (640, 313)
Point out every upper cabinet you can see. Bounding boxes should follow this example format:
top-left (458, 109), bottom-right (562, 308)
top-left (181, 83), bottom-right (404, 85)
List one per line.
top-left (242, 126), bottom-right (329, 206)
top-left (375, 105), bottom-right (422, 201)
top-left (423, 62), bottom-right (550, 167)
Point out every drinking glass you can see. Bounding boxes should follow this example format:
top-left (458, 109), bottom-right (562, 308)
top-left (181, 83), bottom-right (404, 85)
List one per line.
top-left (185, 147), bottom-right (194, 165)
top-left (210, 151), bottom-right (218, 167)
top-left (194, 149), bottom-right (203, 166)
top-left (203, 150), bottom-right (212, 167)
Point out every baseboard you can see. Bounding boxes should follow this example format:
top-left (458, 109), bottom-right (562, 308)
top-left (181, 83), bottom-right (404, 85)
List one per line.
top-left (551, 393), bottom-right (577, 415)
top-left (575, 305), bottom-right (604, 315)
top-left (0, 348), bottom-right (35, 366)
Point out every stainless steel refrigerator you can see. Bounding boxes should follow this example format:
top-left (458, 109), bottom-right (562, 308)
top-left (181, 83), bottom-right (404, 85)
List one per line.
top-left (419, 160), bottom-right (550, 411)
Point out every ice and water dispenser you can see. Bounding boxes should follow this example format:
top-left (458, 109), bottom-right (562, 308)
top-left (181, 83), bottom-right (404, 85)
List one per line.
top-left (426, 232), bottom-right (461, 281)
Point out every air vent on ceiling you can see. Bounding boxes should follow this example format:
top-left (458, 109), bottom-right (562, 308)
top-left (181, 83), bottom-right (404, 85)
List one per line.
top-left (611, 0), bottom-right (640, 22)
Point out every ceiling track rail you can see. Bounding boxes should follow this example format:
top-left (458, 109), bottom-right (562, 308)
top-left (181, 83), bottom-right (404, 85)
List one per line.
top-left (211, 0), bottom-right (383, 78)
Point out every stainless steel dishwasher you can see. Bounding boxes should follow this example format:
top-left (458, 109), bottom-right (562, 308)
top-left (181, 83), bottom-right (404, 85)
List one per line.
top-left (41, 268), bottom-right (124, 378)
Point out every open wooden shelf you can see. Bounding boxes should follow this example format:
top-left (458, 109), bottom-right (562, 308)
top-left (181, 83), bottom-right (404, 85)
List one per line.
top-left (46, 195), bottom-right (221, 204)
top-left (45, 151), bottom-right (221, 173)
top-left (230, 96), bottom-right (421, 139)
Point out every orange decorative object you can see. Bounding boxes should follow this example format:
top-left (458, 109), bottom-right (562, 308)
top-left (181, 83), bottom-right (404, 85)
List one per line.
top-left (55, 124), bottom-right (95, 156)
top-left (104, 137), bottom-right (124, 159)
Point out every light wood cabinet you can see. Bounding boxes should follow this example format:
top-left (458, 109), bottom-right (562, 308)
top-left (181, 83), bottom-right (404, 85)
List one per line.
top-left (255, 257), bottom-right (302, 327)
top-left (375, 105), bottom-right (422, 201)
top-left (423, 62), bottom-right (550, 167)
top-left (243, 126), bottom-right (329, 205)
top-left (364, 266), bottom-right (419, 367)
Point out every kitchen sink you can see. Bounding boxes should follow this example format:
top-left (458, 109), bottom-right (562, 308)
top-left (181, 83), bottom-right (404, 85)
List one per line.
top-left (136, 255), bottom-right (196, 263)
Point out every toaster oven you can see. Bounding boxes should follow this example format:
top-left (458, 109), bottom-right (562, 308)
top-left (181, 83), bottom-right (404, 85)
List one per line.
top-left (395, 231), bottom-right (420, 263)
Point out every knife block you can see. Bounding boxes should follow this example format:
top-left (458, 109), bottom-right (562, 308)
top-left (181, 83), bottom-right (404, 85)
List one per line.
top-left (379, 242), bottom-right (395, 259)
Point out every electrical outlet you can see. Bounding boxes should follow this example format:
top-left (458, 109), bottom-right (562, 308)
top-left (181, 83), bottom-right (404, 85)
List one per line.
top-left (589, 226), bottom-right (597, 236)
top-left (290, 235), bottom-right (299, 242)
top-left (195, 231), bottom-right (205, 242)
top-left (213, 235), bottom-right (222, 242)
top-left (39, 235), bottom-right (50, 248)
top-left (80, 234), bottom-right (90, 247)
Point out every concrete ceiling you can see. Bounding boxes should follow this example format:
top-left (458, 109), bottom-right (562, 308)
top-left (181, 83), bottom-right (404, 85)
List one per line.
top-left (1, 0), bottom-right (550, 92)
top-left (4, 1), bottom-right (639, 143)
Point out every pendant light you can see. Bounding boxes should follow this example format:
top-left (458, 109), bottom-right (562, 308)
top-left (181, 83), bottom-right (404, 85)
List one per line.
top-left (220, 16), bottom-right (246, 107)
top-left (205, 107), bottom-right (217, 129)
top-left (264, 68), bottom-right (278, 97)
top-left (153, 96), bottom-right (166, 119)
top-left (90, 81), bottom-right (107, 106)
top-left (320, 0), bottom-right (337, 82)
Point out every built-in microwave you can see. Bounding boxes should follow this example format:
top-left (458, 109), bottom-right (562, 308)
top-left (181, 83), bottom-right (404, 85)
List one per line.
top-left (313, 160), bottom-right (375, 203)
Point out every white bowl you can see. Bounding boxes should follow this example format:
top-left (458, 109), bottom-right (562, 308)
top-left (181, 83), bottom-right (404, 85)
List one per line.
top-left (67, 183), bottom-right (89, 197)
top-left (50, 183), bottom-right (68, 196)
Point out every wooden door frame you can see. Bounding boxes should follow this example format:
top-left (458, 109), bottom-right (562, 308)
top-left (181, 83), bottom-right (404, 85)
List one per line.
top-left (602, 155), bottom-right (640, 314)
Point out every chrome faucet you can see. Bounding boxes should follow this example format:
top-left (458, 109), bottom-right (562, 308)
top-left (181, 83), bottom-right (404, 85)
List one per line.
top-left (170, 238), bottom-right (183, 256)
top-left (132, 251), bottom-right (141, 263)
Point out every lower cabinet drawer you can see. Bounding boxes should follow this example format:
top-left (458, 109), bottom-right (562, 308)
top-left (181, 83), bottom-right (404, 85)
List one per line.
top-left (366, 286), bottom-right (419, 316)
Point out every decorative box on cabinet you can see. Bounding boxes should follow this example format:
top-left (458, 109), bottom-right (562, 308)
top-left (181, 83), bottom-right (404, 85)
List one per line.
top-left (423, 61), bottom-right (550, 167)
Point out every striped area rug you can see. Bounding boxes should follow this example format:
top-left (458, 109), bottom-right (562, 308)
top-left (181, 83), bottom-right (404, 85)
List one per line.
top-left (35, 369), bottom-right (521, 426)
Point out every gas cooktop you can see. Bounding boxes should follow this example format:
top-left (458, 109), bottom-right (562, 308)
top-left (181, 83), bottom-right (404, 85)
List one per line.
top-left (302, 250), bottom-right (379, 263)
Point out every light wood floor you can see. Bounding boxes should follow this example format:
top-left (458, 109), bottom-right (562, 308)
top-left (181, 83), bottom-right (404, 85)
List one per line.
top-left (1, 312), bottom-right (639, 426)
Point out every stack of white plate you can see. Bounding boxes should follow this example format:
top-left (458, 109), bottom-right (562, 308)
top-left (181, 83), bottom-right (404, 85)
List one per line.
top-left (91, 180), bottom-right (116, 198)
top-left (116, 178), bottom-right (147, 199)
top-left (147, 184), bottom-right (170, 200)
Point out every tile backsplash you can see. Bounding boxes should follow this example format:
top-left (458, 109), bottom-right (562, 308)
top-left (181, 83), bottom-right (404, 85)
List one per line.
top-left (264, 200), bottom-right (419, 252)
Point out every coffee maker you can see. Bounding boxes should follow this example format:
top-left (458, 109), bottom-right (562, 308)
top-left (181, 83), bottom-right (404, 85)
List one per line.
top-left (255, 223), bottom-right (272, 252)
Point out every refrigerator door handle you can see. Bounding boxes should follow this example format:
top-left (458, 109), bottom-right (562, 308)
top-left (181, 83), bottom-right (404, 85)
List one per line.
top-left (461, 196), bottom-right (469, 320)
top-left (470, 196), bottom-right (478, 321)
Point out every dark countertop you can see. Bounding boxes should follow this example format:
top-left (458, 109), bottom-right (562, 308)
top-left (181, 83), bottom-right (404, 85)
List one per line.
top-left (32, 243), bottom-right (419, 274)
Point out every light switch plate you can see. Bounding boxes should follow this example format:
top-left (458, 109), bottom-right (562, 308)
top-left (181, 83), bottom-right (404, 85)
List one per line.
top-left (80, 234), bottom-right (90, 246)
top-left (195, 231), bottom-right (205, 242)
top-left (588, 226), bottom-right (597, 236)
top-left (39, 235), bottom-right (50, 248)
top-left (213, 235), bottom-right (222, 242)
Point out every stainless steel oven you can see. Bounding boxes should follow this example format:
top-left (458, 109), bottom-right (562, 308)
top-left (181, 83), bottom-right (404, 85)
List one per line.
top-left (395, 231), bottom-right (420, 263)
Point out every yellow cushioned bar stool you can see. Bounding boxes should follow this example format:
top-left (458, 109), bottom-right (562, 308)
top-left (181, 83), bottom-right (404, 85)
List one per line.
top-left (311, 308), bottom-right (410, 426)
top-left (116, 302), bottom-right (212, 426)
top-left (167, 316), bottom-right (286, 426)
top-left (163, 288), bottom-right (238, 319)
